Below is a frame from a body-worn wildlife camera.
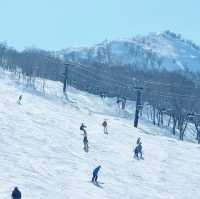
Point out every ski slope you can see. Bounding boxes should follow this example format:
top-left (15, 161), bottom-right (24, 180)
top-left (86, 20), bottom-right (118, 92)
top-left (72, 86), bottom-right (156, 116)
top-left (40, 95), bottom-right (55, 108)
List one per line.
top-left (0, 73), bottom-right (200, 199)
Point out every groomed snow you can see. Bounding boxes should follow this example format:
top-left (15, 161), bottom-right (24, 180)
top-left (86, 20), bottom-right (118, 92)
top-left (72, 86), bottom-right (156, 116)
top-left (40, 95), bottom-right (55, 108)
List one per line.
top-left (0, 73), bottom-right (200, 199)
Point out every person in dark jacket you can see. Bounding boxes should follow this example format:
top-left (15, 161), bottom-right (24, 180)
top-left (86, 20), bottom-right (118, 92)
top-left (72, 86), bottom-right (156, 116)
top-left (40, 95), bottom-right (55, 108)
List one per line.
top-left (134, 145), bottom-right (139, 159)
top-left (83, 135), bottom-right (89, 152)
top-left (138, 142), bottom-right (143, 157)
top-left (80, 123), bottom-right (87, 136)
top-left (12, 187), bottom-right (21, 199)
top-left (17, 95), bottom-right (23, 105)
top-left (92, 165), bottom-right (101, 182)
top-left (136, 137), bottom-right (141, 145)
top-left (102, 120), bottom-right (108, 134)
top-left (134, 142), bottom-right (143, 159)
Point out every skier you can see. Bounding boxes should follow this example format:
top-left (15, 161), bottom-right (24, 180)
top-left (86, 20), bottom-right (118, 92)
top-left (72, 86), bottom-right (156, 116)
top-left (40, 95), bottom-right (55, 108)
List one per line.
top-left (17, 95), bottom-right (23, 105)
top-left (102, 120), bottom-right (108, 134)
top-left (83, 134), bottom-right (89, 152)
top-left (138, 142), bottom-right (143, 159)
top-left (92, 165), bottom-right (101, 183)
top-left (134, 142), bottom-right (143, 159)
top-left (134, 145), bottom-right (139, 159)
top-left (80, 123), bottom-right (87, 136)
top-left (136, 137), bottom-right (141, 145)
top-left (11, 187), bottom-right (21, 199)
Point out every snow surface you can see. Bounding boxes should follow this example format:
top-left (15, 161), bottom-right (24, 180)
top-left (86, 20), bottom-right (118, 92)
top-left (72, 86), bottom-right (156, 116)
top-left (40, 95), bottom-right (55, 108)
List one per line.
top-left (0, 72), bottom-right (200, 199)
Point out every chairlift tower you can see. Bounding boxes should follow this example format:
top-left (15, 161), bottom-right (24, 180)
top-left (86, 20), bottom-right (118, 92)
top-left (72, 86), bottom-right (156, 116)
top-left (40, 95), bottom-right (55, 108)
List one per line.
top-left (63, 63), bottom-right (69, 94)
top-left (134, 87), bottom-right (143, 127)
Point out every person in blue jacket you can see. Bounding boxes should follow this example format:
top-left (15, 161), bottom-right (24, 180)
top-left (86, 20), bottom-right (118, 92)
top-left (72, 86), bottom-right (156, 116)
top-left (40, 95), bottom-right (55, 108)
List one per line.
top-left (11, 187), bottom-right (21, 199)
top-left (92, 165), bottom-right (101, 182)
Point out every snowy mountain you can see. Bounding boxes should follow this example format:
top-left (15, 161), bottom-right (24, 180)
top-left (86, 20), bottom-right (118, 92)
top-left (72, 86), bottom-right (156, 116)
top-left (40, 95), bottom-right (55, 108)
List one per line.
top-left (0, 71), bottom-right (200, 199)
top-left (59, 31), bottom-right (200, 71)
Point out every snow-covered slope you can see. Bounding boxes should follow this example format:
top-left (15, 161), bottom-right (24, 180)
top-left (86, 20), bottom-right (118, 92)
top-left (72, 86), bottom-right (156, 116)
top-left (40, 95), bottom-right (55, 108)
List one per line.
top-left (0, 72), bottom-right (200, 199)
top-left (59, 31), bottom-right (200, 71)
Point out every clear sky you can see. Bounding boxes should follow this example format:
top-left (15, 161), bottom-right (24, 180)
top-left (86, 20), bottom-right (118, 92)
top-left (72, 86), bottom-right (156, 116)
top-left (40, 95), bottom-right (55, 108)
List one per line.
top-left (0, 0), bottom-right (199, 51)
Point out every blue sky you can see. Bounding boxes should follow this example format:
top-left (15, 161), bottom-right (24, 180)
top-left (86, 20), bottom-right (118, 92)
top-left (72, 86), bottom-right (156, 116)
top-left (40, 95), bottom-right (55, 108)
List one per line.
top-left (0, 0), bottom-right (199, 50)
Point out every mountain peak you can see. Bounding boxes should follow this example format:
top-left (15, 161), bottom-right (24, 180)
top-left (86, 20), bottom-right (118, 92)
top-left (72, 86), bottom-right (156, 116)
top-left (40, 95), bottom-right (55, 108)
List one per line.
top-left (58, 31), bottom-right (200, 72)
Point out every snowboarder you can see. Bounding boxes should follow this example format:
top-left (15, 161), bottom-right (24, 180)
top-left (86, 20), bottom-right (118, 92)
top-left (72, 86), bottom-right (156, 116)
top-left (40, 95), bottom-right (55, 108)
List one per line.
top-left (83, 135), bottom-right (89, 152)
top-left (92, 165), bottom-right (101, 183)
top-left (102, 120), bottom-right (108, 134)
top-left (11, 187), bottom-right (21, 199)
top-left (80, 123), bottom-right (87, 136)
top-left (17, 95), bottom-right (23, 105)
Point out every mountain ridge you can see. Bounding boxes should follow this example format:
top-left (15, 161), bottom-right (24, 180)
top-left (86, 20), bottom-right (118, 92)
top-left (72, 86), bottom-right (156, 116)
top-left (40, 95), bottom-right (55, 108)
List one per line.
top-left (58, 31), bottom-right (200, 72)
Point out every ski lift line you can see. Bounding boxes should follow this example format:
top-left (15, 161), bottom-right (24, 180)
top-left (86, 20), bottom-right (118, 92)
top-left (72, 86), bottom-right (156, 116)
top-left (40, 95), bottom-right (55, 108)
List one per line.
top-left (70, 70), bottom-right (122, 92)
top-left (69, 76), bottom-right (129, 97)
top-left (68, 62), bottom-right (130, 83)
top-left (69, 67), bottom-right (200, 102)
top-left (69, 70), bottom-right (137, 99)
top-left (66, 61), bottom-right (199, 91)
top-left (142, 79), bottom-right (199, 90)
top-left (70, 68), bottom-right (129, 89)
top-left (69, 63), bottom-right (131, 87)
top-left (65, 61), bottom-right (135, 84)
top-left (146, 92), bottom-right (200, 101)
top-left (64, 61), bottom-right (200, 101)
top-left (69, 68), bottom-right (133, 91)
top-left (65, 61), bottom-right (115, 77)
top-left (147, 94), bottom-right (200, 101)
top-left (69, 68), bottom-right (133, 90)
top-left (70, 63), bottom-right (199, 91)
top-left (70, 69), bottom-right (199, 102)
top-left (70, 68), bottom-right (126, 88)
top-left (143, 79), bottom-right (174, 86)
top-left (64, 61), bottom-right (133, 81)
top-left (66, 61), bottom-right (197, 90)
top-left (71, 72), bottom-right (133, 95)
top-left (146, 90), bottom-right (200, 99)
